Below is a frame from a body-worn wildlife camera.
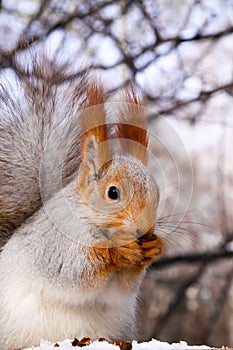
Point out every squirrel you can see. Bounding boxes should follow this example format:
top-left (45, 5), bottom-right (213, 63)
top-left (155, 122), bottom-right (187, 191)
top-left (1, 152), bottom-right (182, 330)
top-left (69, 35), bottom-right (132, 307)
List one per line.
top-left (0, 53), bottom-right (164, 350)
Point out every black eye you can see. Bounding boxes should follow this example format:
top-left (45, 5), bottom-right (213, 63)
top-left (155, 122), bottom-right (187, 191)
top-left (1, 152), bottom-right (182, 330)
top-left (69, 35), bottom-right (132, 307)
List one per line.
top-left (108, 186), bottom-right (120, 200)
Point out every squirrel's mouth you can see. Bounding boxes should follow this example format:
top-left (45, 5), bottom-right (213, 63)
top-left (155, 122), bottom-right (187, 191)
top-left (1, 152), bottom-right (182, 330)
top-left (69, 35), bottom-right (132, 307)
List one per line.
top-left (97, 224), bottom-right (156, 243)
top-left (136, 225), bottom-right (156, 240)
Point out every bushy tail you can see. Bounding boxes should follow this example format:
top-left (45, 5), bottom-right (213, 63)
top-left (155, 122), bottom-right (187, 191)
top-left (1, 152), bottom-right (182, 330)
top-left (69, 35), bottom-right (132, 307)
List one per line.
top-left (0, 55), bottom-right (87, 246)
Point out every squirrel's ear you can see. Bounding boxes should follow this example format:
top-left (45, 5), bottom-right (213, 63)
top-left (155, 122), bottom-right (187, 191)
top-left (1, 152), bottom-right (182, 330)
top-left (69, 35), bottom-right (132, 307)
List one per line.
top-left (79, 77), bottom-right (112, 184)
top-left (81, 134), bottom-right (101, 170)
top-left (77, 134), bottom-right (101, 192)
top-left (79, 78), bottom-right (111, 164)
top-left (116, 83), bottom-right (148, 165)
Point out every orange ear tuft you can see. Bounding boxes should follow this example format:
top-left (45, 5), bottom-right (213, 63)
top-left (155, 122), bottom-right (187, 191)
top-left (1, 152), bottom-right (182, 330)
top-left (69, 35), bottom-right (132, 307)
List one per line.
top-left (79, 78), bottom-right (109, 161)
top-left (116, 83), bottom-right (148, 164)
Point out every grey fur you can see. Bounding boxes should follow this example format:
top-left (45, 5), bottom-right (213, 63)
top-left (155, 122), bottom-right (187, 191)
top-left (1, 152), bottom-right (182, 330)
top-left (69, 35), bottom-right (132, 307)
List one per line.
top-left (0, 53), bottom-right (160, 349)
top-left (0, 57), bottom-right (87, 245)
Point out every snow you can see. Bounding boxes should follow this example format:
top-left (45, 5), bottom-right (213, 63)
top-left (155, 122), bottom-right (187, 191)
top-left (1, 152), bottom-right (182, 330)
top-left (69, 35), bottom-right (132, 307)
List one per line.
top-left (24, 338), bottom-right (211, 350)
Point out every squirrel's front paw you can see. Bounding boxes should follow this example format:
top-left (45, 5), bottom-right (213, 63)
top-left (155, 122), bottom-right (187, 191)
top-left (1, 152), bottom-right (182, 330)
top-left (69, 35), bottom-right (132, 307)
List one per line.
top-left (109, 232), bottom-right (164, 269)
top-left (110, 233), bottom-right (164, 269)
top-left (110, 233), bottom-right (143, 268)
top-left (138, 233), bottom-right (164, 266)
top-left (91, 232), bottom-right (164, 272)
top-left (111, 232), bottom-right (164, 268)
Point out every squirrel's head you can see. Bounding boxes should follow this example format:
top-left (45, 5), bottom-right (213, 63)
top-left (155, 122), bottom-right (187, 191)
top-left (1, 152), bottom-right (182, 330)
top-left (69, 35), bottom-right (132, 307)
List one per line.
top-left (76, 79), bottom-right (159, 241)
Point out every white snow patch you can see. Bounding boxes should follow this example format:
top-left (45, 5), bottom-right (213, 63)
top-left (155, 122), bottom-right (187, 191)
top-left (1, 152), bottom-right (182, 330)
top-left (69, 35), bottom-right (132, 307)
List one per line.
top-left (24, 338), bottom-right (211, 350)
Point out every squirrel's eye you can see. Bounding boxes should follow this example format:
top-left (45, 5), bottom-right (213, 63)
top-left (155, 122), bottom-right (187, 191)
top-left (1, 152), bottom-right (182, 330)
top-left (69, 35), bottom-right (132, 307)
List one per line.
top-left (108, 186), bottom-right (120, 200)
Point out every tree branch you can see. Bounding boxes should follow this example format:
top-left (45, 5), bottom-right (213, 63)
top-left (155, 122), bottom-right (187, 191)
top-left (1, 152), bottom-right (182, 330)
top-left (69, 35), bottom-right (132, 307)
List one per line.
top-left (151, 249), bottom-right (233, 269)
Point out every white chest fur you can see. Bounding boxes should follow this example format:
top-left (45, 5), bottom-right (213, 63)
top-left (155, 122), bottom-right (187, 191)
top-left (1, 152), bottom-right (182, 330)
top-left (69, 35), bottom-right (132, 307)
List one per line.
top-left (0, 266), bottom-right (139, 350)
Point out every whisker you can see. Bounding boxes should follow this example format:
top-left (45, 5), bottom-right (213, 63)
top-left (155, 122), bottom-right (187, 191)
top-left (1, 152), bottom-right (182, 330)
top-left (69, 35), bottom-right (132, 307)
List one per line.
top-left (156, 229), bottom-right (188, 253)
top-left (157, 209), bottom-right (198, 220)
top-left (157, 223), bottom-right (211, 232)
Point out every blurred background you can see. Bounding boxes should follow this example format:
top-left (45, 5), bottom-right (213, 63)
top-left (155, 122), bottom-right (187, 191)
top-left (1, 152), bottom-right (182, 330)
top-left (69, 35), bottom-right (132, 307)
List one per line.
top-left (0, 0), bottom-right (233, 347)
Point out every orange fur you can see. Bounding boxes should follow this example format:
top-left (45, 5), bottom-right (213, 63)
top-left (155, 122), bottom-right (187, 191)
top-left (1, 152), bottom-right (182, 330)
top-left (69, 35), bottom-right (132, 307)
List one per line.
top-left (79, 78), bottom-right (110, 163)
top-left (116, 84), bottom-right (148, 164)
top-left (79, 80), bottom-right (148, 165)
top-left (89, 230), bottom-right (164, 284)
top-left (100, 166), bottom-right (151, 230)
top-left (85, 232), bottom-right (163, 290)
top-left (77, 81), bottom-right (163, 289)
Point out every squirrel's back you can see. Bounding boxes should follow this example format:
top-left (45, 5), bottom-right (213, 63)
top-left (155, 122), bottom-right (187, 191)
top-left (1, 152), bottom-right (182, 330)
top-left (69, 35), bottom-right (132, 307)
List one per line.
top-left (0, 55), bottom-right (88, 245)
